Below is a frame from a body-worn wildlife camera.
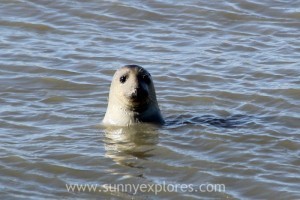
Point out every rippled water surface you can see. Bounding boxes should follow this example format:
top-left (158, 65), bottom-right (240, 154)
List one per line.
top-left (1, 0), bottom-right (300, 199)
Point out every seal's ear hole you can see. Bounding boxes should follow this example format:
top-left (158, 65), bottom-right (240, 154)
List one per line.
top-left (142, 75), bottom-right (151, 84)
top-left (120, 75), bottom-right (127, 84)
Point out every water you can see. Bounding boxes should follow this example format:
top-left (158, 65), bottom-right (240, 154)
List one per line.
top-left (1, 0), bottom-right (299, 199)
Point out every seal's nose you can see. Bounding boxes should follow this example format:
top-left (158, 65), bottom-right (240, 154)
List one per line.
top-left (130, 87), bottom-right (148, 101)
top-left (131, 88), bottom-right (138, 99)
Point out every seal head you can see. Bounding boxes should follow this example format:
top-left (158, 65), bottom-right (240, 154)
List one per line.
top-left (103, 65), bottom-right (164, 126)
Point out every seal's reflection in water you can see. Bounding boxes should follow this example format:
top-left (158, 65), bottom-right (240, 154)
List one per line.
top-left (103, 124), bottom-right (159, 168)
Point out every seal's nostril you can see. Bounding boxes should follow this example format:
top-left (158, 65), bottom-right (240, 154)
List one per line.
top-left (132, 89), bottom-right (138, 98)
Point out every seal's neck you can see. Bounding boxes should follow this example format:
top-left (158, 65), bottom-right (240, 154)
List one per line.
top-left (104, 101), bottom-right (163, 126)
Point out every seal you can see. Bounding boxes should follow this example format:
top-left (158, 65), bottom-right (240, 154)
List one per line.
top-left (103, 65), bottom-right (164, 126)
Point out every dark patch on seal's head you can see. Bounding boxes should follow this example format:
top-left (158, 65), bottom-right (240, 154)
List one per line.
top-left (110, 65), bottom-right (157, 111)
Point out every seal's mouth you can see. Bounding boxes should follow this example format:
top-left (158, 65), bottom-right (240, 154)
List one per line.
top-left (120, 98), bottom-right (148, 112)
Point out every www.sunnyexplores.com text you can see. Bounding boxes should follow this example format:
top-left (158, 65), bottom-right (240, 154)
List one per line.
top-left (66, 182), bottom-right (225, 195)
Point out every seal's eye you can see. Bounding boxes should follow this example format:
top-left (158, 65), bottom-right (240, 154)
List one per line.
top-left (120, 75), bottom-right (127, 84)
top-left (142, 75), bottom-right (151, 84)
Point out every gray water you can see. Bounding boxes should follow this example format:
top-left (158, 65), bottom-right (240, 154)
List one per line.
top-left (1, 0), bottom-right (300, 199)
